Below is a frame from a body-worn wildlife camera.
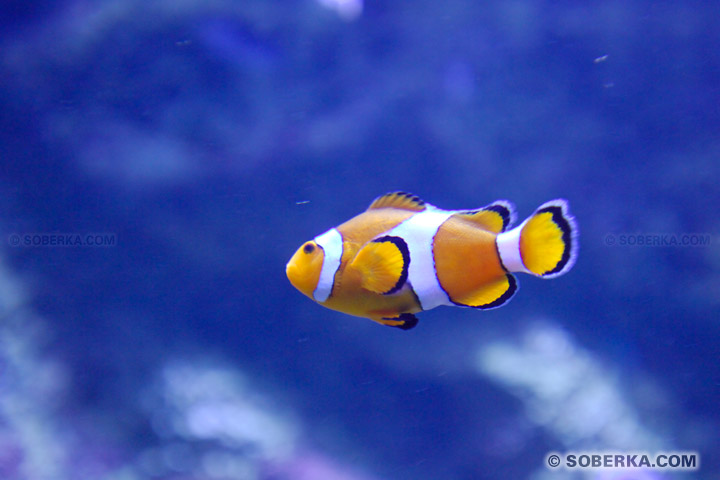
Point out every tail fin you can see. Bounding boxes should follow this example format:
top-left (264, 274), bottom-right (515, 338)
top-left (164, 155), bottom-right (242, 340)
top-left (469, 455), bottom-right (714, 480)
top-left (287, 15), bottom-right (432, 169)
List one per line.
top-left (496, 200), bottom-right (578, 277)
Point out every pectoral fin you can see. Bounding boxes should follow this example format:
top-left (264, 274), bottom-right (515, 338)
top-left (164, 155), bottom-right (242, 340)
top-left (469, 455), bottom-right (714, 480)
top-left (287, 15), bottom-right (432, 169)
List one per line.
top-left (349, 236), bottom-right (409, 295)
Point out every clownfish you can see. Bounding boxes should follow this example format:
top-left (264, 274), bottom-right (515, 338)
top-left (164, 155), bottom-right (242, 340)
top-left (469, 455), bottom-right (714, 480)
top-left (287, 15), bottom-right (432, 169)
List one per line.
top-left (286, 192), bottom-right (578, 330)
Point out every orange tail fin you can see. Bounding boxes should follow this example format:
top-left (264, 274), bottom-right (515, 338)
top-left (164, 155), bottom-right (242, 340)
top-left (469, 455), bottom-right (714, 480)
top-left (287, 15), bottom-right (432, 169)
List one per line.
top-left (496, 200), bottom-right (578, 277)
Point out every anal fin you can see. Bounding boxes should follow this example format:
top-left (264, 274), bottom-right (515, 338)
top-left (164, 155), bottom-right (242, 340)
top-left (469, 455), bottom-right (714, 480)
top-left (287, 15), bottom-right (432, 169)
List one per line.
top-left (451, 274), bottom-right (517, 309)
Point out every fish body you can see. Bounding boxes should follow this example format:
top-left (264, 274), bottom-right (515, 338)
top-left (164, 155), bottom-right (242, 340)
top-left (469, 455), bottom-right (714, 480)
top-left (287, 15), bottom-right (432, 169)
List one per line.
top-left (286, 192), bottom-right (577, 329)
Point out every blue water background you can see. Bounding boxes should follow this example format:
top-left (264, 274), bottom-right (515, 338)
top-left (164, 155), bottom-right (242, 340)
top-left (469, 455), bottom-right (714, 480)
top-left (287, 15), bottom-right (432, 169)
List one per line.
top-left (1, 1), bottom-right (718, 479)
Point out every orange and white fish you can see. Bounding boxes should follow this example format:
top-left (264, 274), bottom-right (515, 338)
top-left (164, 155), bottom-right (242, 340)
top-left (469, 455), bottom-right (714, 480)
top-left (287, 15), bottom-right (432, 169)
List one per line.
top-left (286, 192), bottom-right (577, 330)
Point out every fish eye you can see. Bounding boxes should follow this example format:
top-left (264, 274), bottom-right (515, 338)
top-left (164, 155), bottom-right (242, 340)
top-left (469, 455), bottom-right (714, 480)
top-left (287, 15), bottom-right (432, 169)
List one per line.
top-left (303, 243), bottom-right (315, 254)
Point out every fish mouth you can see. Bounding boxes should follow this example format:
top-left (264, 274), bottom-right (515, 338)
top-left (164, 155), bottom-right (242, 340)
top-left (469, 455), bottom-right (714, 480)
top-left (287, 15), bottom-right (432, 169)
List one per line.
top-left (286, 259), bottom-right (317, 299)
top-left (285, 261), bottom-right (297, 282)
top-left (285, 260), bottom-right (304, 290)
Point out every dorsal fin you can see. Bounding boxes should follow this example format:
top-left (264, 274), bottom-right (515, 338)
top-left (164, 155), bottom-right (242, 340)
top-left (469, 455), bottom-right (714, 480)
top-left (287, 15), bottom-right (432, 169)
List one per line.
top-left (457, 200), bottom-right (516, 233)
top-left (349, 236), bottom-right (409, 295)
top-left (367, 191), bottom-right (427, 212)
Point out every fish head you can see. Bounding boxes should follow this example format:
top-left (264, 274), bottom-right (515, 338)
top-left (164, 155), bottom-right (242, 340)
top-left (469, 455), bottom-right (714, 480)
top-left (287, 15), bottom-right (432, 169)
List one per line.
top-left (286, 240), bottom-right (324, 299)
